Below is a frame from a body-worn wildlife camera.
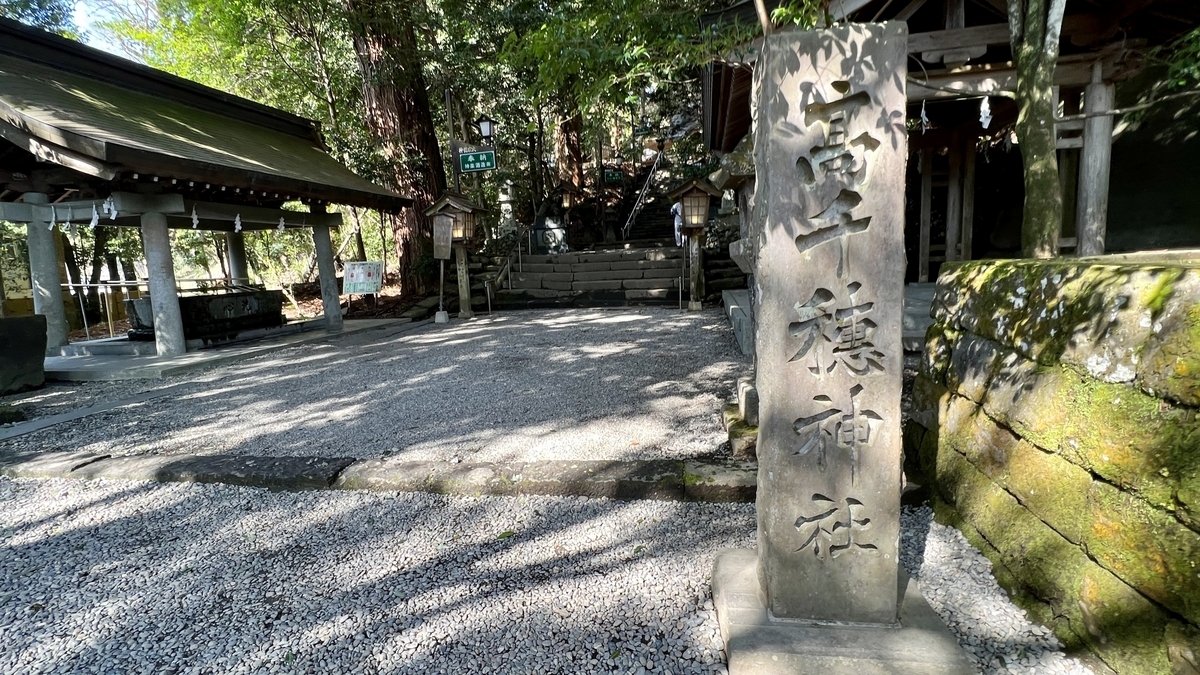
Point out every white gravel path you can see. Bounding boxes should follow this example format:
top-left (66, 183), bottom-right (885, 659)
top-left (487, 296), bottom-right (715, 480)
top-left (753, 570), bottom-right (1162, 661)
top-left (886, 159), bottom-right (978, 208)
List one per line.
top-left (0, 476), bottom-right (1100, 675)
top-left (1, 309), bottom-right (747, 463)
top-left (0, 477), bottom-right (749, 675)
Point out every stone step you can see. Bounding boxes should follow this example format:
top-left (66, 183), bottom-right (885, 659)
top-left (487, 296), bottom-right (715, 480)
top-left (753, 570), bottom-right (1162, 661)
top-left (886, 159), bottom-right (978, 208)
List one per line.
top-left (707, 277), bottom-right (748, 292)
top-left (522, 247), bottom-right (684, 265)
top-left (705, 266), bottom-right (746, 280)
top-left (494, 287), bottom-right (689, 309)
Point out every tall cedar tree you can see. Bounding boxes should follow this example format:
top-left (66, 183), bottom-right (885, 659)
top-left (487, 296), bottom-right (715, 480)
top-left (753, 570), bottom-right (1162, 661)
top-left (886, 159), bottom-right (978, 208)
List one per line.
top-left (343, 0), bottom-right (446, 288)
top-left (1008, 0), bottom-right (1067, 258)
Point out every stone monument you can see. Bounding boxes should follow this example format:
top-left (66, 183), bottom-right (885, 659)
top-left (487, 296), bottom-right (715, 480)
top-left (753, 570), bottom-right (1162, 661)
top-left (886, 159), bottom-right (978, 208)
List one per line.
top-left (712, 23), bottom-right (972, 674)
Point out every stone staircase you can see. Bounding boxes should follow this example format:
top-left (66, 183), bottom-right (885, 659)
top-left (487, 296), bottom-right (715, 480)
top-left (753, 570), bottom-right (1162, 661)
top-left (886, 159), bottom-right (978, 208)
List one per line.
top-left (488, 247), bottom-right (688, 309)
top-left (703, 253), bottom-right (748, 303)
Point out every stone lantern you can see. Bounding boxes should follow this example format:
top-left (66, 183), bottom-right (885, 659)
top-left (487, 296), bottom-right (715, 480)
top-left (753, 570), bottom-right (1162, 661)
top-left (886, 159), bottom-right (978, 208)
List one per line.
top-left (667, 179), bottom-right (721, 311)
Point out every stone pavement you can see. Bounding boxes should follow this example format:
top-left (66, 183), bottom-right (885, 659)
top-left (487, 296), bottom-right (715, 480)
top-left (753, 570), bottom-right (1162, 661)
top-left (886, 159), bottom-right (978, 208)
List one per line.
top-left (0, 448), bottom-right (757, 502)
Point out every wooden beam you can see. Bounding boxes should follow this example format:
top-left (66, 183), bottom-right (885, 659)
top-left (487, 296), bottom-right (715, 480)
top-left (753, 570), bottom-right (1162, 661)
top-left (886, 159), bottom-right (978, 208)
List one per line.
top-left (179, 201), bottom-right (342, 227)
top-left (907, 54), bottom-right (1109, 101)
top-left (909, 16), bottom-right (1094, 57)
top-left (895, 0), bottom-right (930, 22)
top-left (1077, 63), bottom-right (1115, 256)
top-left (919, 147), bottom-right (933, 283)
top-left (946, 130), bottom-right (964, 262)
top-left (961, 139), bottom-right (976, 260)
top-left (0, 119), bottom-right (119, 180)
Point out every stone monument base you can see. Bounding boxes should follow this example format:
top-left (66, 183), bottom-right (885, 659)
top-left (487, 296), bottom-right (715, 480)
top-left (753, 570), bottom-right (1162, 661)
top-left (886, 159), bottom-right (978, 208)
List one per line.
top-left (713, 549), bottom-right (973, 675)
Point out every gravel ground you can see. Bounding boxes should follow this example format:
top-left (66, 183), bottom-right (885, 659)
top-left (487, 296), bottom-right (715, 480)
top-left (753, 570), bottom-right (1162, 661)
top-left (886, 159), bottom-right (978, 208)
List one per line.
top-left (0, 475), bottom-right (1097, 675)
top-left (1, 309), bottom-right (747, 463)
top-left (0, 380), bottom-right (164, 423)
top-left (0, 477), bottom-right (750, 675)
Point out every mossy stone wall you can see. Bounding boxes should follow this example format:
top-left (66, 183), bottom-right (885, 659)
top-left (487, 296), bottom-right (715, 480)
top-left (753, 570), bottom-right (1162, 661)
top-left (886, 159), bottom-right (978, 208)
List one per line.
top-left (909, 258), bottom-right (1200, 675)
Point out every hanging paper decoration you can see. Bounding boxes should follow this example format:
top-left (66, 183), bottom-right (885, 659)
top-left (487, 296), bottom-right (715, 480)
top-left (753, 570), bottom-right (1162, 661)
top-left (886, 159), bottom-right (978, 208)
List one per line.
top-left (191, 205), bottom-right (199, 228)
top-left (979, 96), bottom-right (993, 130)
top-left (89, 204), bottom-right (99, 229)
top-left (234, 214), bottom-right (242, 232)
top-left (277, 217), bottom-right (286, 232)
top-left (48, 205), bottom-right (56, 231)
top-left (920, 100), bottom-right (930, 135)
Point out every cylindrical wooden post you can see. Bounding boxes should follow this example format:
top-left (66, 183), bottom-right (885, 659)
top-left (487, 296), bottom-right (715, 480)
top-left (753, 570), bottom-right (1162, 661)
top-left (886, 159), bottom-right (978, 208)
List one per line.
top-left (1077, 63), bottom-right (1115, 257)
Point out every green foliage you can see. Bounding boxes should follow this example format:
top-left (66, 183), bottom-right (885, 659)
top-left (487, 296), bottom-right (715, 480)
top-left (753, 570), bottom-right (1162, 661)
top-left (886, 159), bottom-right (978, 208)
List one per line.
top-left (770, 0), bottom-right (826, 29)
top-left (1158, 27), bottom-right (1200, 91)
top-left (1, 0), bottom-right (76, 35)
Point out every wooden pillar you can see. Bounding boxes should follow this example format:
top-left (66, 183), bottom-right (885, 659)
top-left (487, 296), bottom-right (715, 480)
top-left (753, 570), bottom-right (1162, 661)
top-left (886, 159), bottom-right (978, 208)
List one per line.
top-left (1077, 63), bottom-right (1115, 257)
top-left (454, 242), bottom-right (474, 319)
top-left (141, 211), bottom-right (186, 356)
top-left (23, 192), bottom-right (69, 353)
top-left (688, 231), bottom-right (704, 311)
top-left (945, 132), bottom-right (963, 262)
top-left (919, 147), bottom-right (933, 282)
top-left (311, 203), bottom-right (343, 332)
top-left (961, 138), bottom-right (976, 260)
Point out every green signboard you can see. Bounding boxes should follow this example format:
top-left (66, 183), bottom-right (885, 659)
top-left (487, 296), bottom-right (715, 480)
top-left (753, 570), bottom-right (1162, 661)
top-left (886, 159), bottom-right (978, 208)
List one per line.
top-left (458, 149), bottom-right (497, 173)
top-left (604, 169), bottom-right (624, 184)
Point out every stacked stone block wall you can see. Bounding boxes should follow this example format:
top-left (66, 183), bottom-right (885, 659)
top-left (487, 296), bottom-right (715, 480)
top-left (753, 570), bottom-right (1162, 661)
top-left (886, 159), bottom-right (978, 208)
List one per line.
top-left (906, 258), bottom-right (1200, 674)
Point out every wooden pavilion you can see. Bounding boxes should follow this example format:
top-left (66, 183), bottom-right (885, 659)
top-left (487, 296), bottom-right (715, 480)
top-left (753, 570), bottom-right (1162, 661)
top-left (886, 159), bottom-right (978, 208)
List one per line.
top-left (0, 17), bottom-right (412, 356)
top-left (702, 0), bottom-right (1200, 281)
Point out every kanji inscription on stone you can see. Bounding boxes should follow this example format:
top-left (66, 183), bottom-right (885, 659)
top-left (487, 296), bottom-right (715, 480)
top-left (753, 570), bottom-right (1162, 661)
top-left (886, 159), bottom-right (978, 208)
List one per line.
top-left (794, 493), bottom-right (877, 560)
top-left (751, 23), bottom-right (907, 624)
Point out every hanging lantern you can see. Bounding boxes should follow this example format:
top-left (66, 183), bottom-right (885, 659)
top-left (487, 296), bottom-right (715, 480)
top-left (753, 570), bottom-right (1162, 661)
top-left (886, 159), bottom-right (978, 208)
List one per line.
top-left (450, 209), bottom-right (476, 241)
top-left (667, 179), bottom-right (722, 231)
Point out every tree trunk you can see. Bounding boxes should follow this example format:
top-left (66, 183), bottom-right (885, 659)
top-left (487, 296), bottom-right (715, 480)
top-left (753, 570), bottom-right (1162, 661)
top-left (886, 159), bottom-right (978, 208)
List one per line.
top-left (555, 101), bottom-right (584, 203)
top-left (1009, 0), bottom-right (1066, 258)
top-left (350, 207), bottom-right (368, 261)
top-left (343, 0), bottom-right (446, 293)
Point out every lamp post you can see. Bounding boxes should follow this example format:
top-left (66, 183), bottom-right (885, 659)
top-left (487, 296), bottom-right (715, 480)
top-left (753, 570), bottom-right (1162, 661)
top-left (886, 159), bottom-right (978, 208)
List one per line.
top-left (474, 114), bottom-right (497, 143)
top-left (667, 179), bottom-right (721, 311)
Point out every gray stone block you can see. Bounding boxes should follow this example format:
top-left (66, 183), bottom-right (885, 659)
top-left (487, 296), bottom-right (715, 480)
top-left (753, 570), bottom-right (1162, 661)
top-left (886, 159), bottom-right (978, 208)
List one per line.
top-left (0, 315), bottom-right (47, 393)
top-left (610, 260), bottom-right (681, 271)
top-left (737, 377), bottom-right (759, 427)
top-left (575, 270), bottom-right (643, 281)
top-left (573, 280), bottom-right (623, 291)
top-left (623, 279), bottom-right (677, 290)
top-left (524, 263), bottom-right (556, 272)
top-left (543, 280), bottom-right (574, 291)
top-left (626, 289), bottom-right (672, 299)
top-left (752, 23), bottom-right (908, 623)
top-left (684, 459), bottom-right (757, 502)
top-left (643, 268), bottom-right (686, 279)
top-left (514, 460), bottom-right (684, 500)
top-left (71, 454), bottom-right (356, 490)
top-left (541, 272), bottom-right (573, 282)
top-left (646, 250), bottom-right (684, 261)
top-left (713, 549), bottom-right (973, 675)
top-left (570, 262), bottom-right (611, 273)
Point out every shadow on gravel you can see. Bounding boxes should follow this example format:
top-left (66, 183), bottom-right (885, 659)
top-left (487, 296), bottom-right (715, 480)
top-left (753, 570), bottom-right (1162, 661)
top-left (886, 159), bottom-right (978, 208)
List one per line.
top-left (0, 476), bottom-right (751, 674)
top-left (1, 309), bottom-right (748, 465)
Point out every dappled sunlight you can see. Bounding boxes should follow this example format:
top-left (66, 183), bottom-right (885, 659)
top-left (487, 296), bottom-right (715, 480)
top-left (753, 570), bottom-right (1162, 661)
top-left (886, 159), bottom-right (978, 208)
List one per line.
top-left (2, 307), bottom-right (748, 466)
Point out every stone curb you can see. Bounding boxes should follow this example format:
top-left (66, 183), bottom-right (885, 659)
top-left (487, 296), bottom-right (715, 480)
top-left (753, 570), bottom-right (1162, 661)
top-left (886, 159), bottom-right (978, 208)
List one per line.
top-left (0, 450), bottom-right (758, 502)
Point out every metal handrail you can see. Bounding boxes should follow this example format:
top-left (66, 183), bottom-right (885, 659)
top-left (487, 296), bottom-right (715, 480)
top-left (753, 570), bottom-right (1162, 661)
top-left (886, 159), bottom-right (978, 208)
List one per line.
top-left (622, 152), bottom-right (665, 240)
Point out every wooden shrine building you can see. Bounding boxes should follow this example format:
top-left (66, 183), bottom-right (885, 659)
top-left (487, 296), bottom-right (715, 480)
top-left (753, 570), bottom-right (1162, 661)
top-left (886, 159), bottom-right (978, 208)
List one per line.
top-left (702, 0), bottom-right (1200, 282)
top-left (0, 17), bottom-right (412, 357)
